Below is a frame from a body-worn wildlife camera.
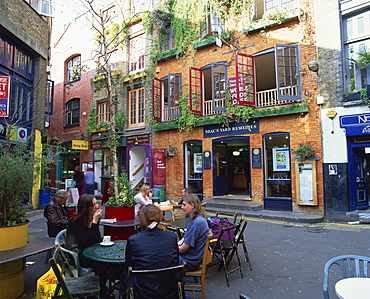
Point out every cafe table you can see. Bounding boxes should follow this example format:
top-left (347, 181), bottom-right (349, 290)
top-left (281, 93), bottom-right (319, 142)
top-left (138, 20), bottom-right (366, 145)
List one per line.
top-left (170, 217), bottom-right (191, 229)
top-left (83, 240), bottom-right (127, 296)
top-left (335, 277), bottom-right (370, 299)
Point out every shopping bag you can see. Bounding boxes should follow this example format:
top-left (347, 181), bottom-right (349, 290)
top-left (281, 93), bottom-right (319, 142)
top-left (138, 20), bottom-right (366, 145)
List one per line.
top-left (210, 218), bottom-right (235, 247)
top-left (36, 265), bottom-right (63, 299)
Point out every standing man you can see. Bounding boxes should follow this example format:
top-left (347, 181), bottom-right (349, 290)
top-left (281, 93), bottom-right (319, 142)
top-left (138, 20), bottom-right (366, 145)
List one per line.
top-left (73, 165), bottom-right (84, 196)
top-left (44, 189), bottom-right (70, 237)
top-left (85, 167), bottom-right (95, 195)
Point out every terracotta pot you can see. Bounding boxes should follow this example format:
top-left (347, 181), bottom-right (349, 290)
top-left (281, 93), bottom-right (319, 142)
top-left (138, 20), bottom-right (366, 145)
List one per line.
top-left (105, 206), bottom-right (135, 221)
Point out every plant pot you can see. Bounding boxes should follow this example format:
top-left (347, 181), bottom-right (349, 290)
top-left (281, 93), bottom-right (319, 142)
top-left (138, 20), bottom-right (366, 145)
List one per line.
top-left (0, 222), bottom-right (29, 299)
top-left (105, 206), bottom-right (135, 221)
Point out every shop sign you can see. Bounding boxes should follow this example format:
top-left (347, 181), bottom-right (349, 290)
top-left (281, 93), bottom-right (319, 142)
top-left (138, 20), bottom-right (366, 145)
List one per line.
top-left (340, 114), bottom-right (370, 136)
top-left (72, 140), bottom-right (89, 150)
top-left (91, 140), bottom-right (102, 150)
top-left (203, 121), bottom-right (259, 138)
top-left (152, 149), bottom-right (166, 186)
top-left (252, 148), bottom-right (262, 168)
top-left (127, 134), bottom-right (150, 146)
top-left (0, 76), bottom-right (10, 117)
top-left (0, 123), bottom-right (6, 140)
top-left (203, 151), bottom-right (211, 170)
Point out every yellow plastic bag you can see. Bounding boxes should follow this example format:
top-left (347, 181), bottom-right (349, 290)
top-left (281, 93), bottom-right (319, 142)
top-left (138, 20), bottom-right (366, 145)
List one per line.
top-left (36, 265), bottom-right (63, 299)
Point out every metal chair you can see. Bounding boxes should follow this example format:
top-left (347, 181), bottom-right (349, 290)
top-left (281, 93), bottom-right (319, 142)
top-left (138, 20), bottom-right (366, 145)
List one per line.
top-left (231, 216), bottom-right (252, 270)
top-left (184, 234), bottom-right (213, 299)
top-left (215, 211), bottom-right (240, 225)
top-left (151, 188), bottom-right (163, 203)
top-left (49, 256), bottom-right (100, 298)
top-left (126, 264), bottom-right (185, 299)
top-left (210, 223), bottom-right (243, 287)
top-left (54, 229), bottom-right (93, 277)
top-left (323, 254), bottom-right (370, 299)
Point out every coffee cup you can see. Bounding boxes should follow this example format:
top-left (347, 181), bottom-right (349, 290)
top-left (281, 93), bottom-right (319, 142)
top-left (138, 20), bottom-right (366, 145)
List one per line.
top-left (103, 235), bottom-right (111, 244)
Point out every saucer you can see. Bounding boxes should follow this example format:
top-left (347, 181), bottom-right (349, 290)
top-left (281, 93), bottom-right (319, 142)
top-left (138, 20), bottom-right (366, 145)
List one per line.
top-left (100, 241), bottom-right (114, 247)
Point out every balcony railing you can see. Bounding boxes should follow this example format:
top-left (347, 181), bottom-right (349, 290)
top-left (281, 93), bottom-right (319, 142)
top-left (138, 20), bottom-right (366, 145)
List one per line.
top-left (161, 85), bottom-right (298, 121)
top-left (256, 86), bottom-right (298, 107)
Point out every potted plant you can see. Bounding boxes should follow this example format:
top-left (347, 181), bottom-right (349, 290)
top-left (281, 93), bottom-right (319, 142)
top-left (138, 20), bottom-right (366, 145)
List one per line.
top-left (164, 146), bottom-right (177, 157)
top-left (293, 143), bottom-right (316, 160)
top-left (105, 172), bottom-right (137, 221)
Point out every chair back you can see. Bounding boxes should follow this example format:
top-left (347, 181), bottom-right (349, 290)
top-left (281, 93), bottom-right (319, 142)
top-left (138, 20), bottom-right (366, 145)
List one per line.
top-left (126, 264), bottom-right (185, 299)
top-left (55, 229), bottom-right (93, 277)
top-left (202, 234), bottom-right (213, 269)
top-left (323, 254), bottom-right (370, 299)
top-left (49, 257), bottom-right (73, 299)
top-left (151, 188), bottom-right (163, 203)
top-left (215, 212), bottom-right (240, 225)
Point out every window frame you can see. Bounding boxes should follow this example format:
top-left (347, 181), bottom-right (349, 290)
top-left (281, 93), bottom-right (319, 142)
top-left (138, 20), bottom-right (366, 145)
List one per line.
top-left (200, 6), bottom-right (224, 39)
top-left (66, 55), bottom-right (81, 83)
top-left (235, 53), bottom-right (256, 107)
top-left (65, 98), bottom-right (80, 126)
top-left (129, 32), bottom-right (145, 73)
top-left (189, 67), bottom-right (203, 114)
top-left (152, 77), bottom-right (162, 121)
top-left (274, 44), bottom-right (301, 102)
top-left (97, 101), bottom-right (111, 125)
top-left (128, 87), bottom-right (145, 128)
top-left (165, 73), bottom-right (182, 118)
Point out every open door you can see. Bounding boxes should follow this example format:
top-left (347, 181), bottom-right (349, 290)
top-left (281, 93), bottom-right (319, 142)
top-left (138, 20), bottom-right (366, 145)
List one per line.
top-left (351, 148), bottom-right (369, 210)
top-left (213, 142), bottom-right (228, 195)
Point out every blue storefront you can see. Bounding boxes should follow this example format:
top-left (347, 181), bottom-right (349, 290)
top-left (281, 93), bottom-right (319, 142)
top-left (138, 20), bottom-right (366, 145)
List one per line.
top-left (340, 113), bottom-right (370, 211)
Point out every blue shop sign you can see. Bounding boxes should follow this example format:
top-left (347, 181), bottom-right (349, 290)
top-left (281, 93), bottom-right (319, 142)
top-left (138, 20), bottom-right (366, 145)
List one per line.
top-left (340, 114), bottom-right (370, 136)
top-left (203, 121), bottom-right (259, 138)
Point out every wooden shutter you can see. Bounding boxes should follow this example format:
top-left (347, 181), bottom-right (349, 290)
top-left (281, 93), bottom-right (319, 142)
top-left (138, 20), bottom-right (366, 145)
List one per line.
top-left (152, 77), bottom-right (162, 121)
top-left (235, 52), bottom-right (256, 107)
top-left (189, 67), bottom-right (203, 114)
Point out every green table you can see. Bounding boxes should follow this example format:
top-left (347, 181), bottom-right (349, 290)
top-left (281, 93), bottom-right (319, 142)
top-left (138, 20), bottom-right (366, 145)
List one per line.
top-left (83, 240), bottom-right (127, 264)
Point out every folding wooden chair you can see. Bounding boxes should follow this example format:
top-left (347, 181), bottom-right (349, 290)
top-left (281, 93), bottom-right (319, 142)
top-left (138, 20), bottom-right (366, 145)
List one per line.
top-left (172, 204), bottom-right (186, 220)
top-left (230, 216), bottom-right (252, 270)
top-left (215, 211), bottom-right (240, 225)
top-left (49, 256), bottom-right (100, 298)
top-left (185, 234), bottom-right (213, 299)
top-left (126, 264), bottom-right (185, 299)
top-left (210, 223), bottom-right (243, 287)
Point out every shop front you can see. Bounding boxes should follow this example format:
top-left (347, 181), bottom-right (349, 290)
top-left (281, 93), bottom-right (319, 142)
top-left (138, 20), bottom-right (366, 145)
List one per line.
top-left (340, 113), bottom-right (370, 211)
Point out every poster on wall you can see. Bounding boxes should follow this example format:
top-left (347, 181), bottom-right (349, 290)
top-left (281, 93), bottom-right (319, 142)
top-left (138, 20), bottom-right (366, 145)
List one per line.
top-left (153, 149), bottom-right (166, 186)
top-left (299, 163), bottom-right (313, 202)
top-left (272, 147), bottom-right (290, 171)
top-left (194, 153), bottom-right (202, 173)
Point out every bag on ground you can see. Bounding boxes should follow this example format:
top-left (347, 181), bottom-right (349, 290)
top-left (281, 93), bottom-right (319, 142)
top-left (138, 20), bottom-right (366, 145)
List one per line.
top-left (36, 265), bottom-right (63, 299)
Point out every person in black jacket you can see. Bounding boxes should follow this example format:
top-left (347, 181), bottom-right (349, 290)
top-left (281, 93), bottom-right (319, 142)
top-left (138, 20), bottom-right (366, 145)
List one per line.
top-left (64, 194), bottom-right (110, 298)
top-left (43, 189), bottom-right (69, 237)
top-left (72, 165), bottom-right (84, 196)
top-left (124, 204), bottom-right (180, 299)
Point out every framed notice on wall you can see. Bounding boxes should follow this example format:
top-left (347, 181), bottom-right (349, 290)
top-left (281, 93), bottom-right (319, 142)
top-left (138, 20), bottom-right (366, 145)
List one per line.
top-left (194, 153), bottom-right (202, 173)
top-left (295, 160), bottom-right (317, 206)
top-left (272, 147), bottom-right (290, 171)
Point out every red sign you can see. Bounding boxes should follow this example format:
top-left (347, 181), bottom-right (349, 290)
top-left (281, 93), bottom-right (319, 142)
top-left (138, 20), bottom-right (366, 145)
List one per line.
top-left (152, 149), bottom-right (166, 186)
top-left (0, 76), bottom-right (10, 117)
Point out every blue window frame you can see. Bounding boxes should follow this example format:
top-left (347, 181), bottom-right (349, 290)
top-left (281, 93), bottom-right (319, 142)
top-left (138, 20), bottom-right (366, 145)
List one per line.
top-left (66, 98), bottom-right (80, 126)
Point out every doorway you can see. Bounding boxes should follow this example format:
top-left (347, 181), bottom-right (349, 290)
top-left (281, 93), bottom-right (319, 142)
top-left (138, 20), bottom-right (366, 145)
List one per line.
top-left (213, 137), bottom-right (250, 196)
top-left (348, 136), bottom-right (370, 210)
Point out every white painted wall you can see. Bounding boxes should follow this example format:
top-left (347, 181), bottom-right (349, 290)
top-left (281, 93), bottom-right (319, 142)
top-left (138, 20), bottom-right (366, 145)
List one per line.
top-left (129, 146), bottom-right (144, 188)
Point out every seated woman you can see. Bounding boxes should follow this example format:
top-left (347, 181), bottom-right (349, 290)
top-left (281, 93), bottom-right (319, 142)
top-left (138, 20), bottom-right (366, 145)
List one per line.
top-left (178, 194), bottom-right (210, 271)
top-left (64, 194), bottom-right (109, 298)
top-left (134, 184), bottom-right (152, 218)
top-left (124, 204), bottom-right (180, 299)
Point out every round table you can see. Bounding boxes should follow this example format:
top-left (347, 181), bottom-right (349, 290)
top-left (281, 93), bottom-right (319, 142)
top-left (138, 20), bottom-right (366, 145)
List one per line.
top-left (335, 277), bottom-right (370, 299)
top-left (83, 240), bottom-right (127, 265)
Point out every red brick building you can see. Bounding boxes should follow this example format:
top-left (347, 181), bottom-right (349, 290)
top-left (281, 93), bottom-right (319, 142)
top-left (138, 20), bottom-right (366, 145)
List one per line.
top-left (150, 0), bottom-right (324, 214)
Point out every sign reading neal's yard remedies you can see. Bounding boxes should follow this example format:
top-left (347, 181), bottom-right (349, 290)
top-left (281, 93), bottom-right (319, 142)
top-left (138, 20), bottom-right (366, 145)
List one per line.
top-left (203, 121), bottom-right (259, 138)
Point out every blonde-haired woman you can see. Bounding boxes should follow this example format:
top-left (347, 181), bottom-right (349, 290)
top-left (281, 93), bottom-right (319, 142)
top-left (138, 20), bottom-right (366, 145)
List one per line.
top-left (134, 184), bottom-right (152, 218)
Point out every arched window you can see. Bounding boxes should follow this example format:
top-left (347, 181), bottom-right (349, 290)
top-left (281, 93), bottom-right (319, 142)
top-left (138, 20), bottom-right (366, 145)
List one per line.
top-left (66, 55), bottom-right (81, 83)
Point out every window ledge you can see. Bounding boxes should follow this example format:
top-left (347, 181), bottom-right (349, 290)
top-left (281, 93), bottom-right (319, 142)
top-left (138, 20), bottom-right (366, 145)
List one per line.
top-left (123, 72), bottom-right (148, 82)
top-left (156, 48), bottom-right (180, 61)
top-left (243, 10), bottom-right (302, 34)
top-left (194, 33), bottom-right (231, 49)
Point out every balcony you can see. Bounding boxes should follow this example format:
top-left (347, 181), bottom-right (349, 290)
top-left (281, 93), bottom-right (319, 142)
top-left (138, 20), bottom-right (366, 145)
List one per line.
top-left (161, 85), bottom-right (299, 121)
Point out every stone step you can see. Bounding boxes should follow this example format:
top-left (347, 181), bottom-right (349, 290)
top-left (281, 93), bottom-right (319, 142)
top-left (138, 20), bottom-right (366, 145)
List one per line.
top-left (205, 199), bottom-right (262, 212)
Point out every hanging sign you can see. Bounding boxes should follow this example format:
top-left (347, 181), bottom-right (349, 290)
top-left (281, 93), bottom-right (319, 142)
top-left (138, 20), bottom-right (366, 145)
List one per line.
top-left (72, 140), bottom-right (89, 150)
top-left (0, 76), bottom-right (10, 117)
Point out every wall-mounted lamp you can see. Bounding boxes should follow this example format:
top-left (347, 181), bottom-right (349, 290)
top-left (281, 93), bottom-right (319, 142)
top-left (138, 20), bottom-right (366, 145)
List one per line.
top-left (233, 151), bottom-right (240, 156)
top-left (308, 61), bottom-right (319, 72)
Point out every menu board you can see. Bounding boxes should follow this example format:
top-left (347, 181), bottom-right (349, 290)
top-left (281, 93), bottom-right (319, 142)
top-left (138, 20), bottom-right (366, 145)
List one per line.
top-left (153, 149), bottom-right (166, 186)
